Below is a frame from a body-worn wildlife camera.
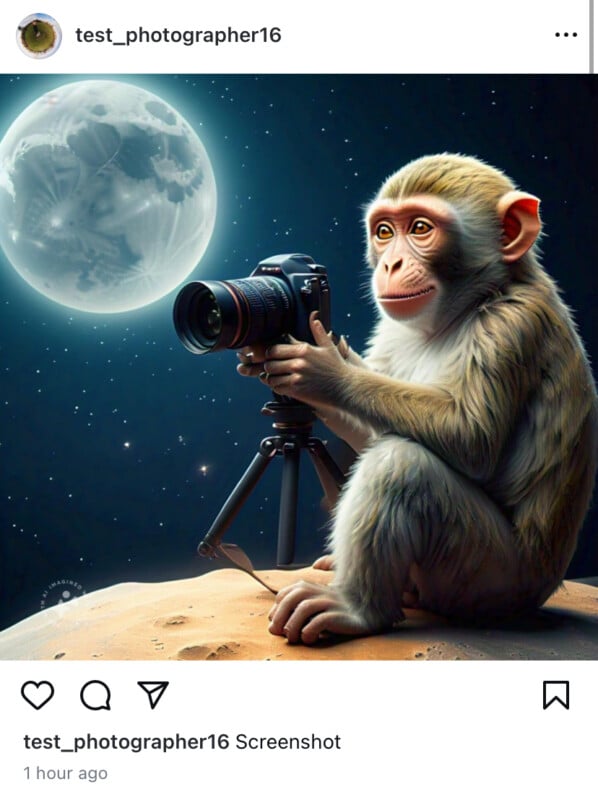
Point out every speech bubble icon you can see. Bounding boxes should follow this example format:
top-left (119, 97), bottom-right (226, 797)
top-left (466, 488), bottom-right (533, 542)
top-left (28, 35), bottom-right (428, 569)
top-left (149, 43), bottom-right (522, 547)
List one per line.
top-left (21, 680), bottom-right (54, 710)
top-left (80, 680), bottom-right (111, 711)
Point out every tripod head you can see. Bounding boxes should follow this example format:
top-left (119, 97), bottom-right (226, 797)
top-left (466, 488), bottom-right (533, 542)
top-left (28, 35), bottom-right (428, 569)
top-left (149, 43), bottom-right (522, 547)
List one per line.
top-left (262, 393), bottom-right (317, 431)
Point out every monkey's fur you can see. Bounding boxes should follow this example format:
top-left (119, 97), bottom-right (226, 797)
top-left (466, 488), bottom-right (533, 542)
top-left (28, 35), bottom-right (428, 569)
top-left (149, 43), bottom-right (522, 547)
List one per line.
top-left (327, 154), bottom-right (598, 627)
top-left (243, 153), bottom-right (598, 640)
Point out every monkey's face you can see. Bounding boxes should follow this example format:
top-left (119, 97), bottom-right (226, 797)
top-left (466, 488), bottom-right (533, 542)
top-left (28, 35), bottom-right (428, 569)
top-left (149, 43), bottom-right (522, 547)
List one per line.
top-left (367, 194), bottom-right (453, 324)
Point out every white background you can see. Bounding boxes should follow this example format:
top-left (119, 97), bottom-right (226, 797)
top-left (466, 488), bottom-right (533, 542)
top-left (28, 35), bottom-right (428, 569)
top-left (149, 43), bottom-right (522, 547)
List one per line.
top-left (0, 0), bottom-right (593, 73)
top-left (3, 661), bottom-right (596, 796)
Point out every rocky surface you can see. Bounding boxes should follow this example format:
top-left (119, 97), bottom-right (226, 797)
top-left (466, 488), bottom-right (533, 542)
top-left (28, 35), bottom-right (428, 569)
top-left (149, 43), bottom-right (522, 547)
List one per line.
top-left (1, 567), bottom-right (597, 660)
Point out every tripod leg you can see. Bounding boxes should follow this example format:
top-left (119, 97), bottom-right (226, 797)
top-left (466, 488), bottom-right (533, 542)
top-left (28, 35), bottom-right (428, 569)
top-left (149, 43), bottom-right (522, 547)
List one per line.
top-left (198, 446), bottom-right (274, 557)
top-left (307, 438), bottom-right (351, 511)
top-left (277, 442), bottom-right (301, 565)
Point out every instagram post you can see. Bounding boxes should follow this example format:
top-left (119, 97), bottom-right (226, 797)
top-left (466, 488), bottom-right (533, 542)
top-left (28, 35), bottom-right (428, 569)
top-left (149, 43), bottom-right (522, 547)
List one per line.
top-left (0, 2), bottom-right (596, 796)
top-left (0, 71), bottom-right (597, 660)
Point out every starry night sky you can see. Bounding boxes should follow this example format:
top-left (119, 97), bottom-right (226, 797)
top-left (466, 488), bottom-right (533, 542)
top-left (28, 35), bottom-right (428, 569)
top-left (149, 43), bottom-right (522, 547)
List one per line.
top-left (1, 74), bottom-right (597, 630)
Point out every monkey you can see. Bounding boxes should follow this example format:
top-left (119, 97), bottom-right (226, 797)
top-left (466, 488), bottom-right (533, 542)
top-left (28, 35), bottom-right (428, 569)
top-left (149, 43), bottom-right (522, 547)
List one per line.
top-left (237, 153), bottom-right (598, 645)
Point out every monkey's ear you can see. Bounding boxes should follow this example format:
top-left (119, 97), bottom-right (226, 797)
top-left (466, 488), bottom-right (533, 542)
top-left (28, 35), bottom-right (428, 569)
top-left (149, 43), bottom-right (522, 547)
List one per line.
top-left (497, 190), bottom-right (541, 264)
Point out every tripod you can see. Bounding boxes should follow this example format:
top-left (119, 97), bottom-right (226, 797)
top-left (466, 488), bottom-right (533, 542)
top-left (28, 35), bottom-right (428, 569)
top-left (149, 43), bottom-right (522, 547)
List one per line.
top-left (197, 395), bottom-right (352, 567)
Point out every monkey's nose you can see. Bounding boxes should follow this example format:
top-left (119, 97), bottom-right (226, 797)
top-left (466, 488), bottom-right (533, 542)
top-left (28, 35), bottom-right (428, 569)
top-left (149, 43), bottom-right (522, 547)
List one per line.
top-left (385, 257), bottom-right (403, 274)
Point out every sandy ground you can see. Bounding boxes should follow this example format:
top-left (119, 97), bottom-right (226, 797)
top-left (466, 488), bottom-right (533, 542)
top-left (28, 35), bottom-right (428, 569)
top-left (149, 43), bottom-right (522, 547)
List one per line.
top-left (0, 567), bottom-right (597, 660)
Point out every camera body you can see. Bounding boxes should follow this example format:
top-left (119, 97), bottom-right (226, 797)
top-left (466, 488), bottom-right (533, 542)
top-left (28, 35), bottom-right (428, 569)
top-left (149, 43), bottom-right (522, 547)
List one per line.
top-left (251, 253), bottom-right (331, 345)
top-left (173, 253), bottom-right (332, 355)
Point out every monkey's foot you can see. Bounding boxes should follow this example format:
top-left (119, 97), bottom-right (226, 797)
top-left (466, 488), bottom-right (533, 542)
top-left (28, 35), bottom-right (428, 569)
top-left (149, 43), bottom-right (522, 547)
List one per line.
top-left (268, 581), bottom-right (374, 645)
top-left (312, 554), bottom-right (335, 571)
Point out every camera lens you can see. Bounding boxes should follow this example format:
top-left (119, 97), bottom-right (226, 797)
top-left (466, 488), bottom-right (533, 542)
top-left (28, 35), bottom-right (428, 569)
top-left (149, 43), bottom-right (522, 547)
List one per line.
top-left (196, 291), bottom-right (222, 338)
top-left (228, 277), bottom-right (292, 346)
top-left (173, 282), bottom-right (234, 354)
top-left (173, 275), bottom-right (294, 354)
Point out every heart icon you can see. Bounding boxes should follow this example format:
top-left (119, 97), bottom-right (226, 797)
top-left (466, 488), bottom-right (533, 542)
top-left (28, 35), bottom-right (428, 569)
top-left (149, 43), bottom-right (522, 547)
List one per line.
top-left (21, 681), bottom-right (55, 710)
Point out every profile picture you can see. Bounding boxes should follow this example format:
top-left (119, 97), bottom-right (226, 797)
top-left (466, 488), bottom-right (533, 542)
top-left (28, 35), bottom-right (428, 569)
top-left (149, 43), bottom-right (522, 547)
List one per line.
top-left (17, 13), bottom-right (62, 58)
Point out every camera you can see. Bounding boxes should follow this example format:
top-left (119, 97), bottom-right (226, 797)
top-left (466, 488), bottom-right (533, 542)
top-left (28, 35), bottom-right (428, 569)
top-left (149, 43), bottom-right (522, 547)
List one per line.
top-left (173, 253), bottom-right (331, 354)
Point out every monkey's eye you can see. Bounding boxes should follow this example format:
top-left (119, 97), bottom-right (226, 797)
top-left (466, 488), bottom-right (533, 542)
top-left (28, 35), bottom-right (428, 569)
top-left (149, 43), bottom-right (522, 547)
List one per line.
top-left (375, 222), bottom-right (394, 240)
top-left (410, 219), bottom-right (433, 235)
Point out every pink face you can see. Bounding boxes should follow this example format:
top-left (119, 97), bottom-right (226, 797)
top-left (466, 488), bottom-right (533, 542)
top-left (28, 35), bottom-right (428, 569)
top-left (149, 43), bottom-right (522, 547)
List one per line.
top-left (367, 194), bottom-right (455, 320)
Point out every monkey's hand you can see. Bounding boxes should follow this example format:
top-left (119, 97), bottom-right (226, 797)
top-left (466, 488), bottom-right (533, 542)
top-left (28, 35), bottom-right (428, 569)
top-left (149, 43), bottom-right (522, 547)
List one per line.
top-left (258, 312), bottom-right (352, 407)
top-left (312, 554), bottom-right (335, 570)
top-left (268, 581), bottom-right (374, 644)
top-left (236, 342), bottom-right (268, 378)
top-left (236, 315), bottom-right (361, 388)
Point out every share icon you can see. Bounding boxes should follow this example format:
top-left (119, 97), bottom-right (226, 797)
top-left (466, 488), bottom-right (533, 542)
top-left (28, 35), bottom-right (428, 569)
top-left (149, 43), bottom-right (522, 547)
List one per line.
top-left (137, 681), bottom-right (169, 710)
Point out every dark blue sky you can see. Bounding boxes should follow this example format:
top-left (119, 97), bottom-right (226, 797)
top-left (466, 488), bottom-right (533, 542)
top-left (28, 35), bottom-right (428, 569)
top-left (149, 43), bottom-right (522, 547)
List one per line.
top-left (1, 74), bottom-right (597, 629)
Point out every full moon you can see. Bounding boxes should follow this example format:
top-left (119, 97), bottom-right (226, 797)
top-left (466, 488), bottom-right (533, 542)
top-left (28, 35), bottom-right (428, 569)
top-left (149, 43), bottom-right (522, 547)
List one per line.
top-left (0, 80), bottom-right (217, 313)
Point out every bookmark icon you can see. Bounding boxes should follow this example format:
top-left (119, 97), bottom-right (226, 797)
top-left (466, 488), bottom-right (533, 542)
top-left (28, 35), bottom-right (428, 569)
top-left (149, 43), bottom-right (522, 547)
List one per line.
top-left (543, 680), bottom-right (570, 710)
